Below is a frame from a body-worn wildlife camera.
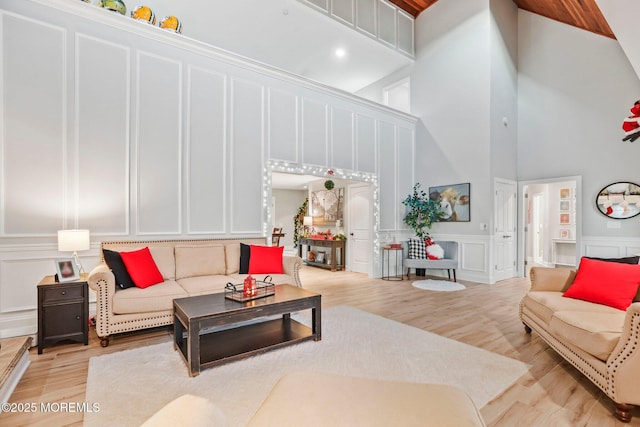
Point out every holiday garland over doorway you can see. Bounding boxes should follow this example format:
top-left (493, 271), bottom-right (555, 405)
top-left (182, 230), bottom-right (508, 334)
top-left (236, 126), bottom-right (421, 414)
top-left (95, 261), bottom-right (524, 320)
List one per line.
top-left (293, 198), bottom-right (309, 247)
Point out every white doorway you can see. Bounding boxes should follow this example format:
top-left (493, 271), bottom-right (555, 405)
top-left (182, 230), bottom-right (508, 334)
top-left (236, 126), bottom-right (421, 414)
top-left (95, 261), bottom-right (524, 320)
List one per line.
top-left (347, 183), bottom-right (372, 275)
top-left (493, 179), bottom-right (517, 282)
top-left (518, 176), bottom-right (582, 277)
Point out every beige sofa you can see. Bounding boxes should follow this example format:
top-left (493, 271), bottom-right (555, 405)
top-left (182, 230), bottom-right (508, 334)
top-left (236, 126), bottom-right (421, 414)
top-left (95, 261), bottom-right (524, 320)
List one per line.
top-left (88, 238), bottom-right (303, 347)
top-left (520, 267), bottom-right (640, 422)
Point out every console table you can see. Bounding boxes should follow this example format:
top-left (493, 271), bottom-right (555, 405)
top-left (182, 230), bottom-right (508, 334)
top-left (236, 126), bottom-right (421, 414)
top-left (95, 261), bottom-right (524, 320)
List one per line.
top-left (298, 238), bottom-right (345, 271)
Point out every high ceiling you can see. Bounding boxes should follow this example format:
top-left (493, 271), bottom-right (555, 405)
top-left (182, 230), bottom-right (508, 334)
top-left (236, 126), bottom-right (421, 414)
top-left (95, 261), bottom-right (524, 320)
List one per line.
top-left (391, 0), bottom-right (615, 39)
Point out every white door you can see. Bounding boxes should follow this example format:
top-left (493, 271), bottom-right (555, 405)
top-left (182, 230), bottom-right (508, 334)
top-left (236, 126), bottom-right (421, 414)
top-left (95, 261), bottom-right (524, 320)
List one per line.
top-left (494, 179), bottom-right (517, 281)
top-left (348, 183), bottom-right (371, 274)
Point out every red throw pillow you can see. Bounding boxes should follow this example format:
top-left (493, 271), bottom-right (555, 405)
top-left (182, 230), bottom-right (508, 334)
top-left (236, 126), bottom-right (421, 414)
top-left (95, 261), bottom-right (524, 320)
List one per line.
top-left (563, 257), bottom-right (640, 310)
top-left (248, 245), bottom-right (284, 274)
top-left (119, 247), bottom-right (164, 289)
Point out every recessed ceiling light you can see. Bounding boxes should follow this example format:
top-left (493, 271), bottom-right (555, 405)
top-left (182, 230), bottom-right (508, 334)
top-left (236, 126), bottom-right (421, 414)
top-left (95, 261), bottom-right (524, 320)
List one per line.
top-left (335, 48), bottom-right (346, 58)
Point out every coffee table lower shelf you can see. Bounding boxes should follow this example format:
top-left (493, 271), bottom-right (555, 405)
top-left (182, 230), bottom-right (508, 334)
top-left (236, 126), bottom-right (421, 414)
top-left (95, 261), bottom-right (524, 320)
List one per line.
top-left (175, 317), bottom-right (315, 374)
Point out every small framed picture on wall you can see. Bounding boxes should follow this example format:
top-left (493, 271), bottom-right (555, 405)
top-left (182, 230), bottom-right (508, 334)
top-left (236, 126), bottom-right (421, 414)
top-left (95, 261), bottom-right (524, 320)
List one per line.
top-left (559, 200), bottom-right (571, 211)
top-left (560, 188), bottom-right (571, 199)
top-left (559, 229), bottom-right (570, 239)
top-left (560, 213), bottom-right (571, 224)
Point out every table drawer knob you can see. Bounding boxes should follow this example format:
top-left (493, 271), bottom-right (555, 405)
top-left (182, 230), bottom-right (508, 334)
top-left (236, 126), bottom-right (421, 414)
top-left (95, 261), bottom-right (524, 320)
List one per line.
top-left (76, 315), bottom-right (81, 320)
top-left (61, 291), bottom-right (66, 295)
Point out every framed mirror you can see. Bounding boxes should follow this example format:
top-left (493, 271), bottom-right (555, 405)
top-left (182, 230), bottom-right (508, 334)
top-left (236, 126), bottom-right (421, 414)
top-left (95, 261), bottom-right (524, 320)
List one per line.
top-left (596, 182), bottom-right (640, 219)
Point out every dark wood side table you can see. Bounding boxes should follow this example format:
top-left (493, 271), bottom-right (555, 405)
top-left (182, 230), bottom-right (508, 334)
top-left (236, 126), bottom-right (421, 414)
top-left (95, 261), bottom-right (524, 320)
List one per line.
top-left (298, 238), bottom-right (345, 271)
top-left (37, 273), bottom-right (89, 354)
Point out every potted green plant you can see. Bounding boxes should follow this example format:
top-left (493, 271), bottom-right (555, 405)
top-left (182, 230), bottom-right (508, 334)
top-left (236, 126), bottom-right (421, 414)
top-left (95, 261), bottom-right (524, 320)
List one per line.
top-left (402, 183), bottom-right (444, 275)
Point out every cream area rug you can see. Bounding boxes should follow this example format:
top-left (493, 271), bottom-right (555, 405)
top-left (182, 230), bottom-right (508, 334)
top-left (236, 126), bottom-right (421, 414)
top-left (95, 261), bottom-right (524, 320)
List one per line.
top-left (84, 306), bottom-right (529, 427)
top-left (412, 279), bottom-right (466, 291)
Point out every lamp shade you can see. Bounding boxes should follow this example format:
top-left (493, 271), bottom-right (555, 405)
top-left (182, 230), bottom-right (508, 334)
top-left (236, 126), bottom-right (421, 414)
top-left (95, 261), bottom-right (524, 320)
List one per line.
top-left (303, 216), bottom-right (313, 226)
top-left (57, 229), bottom-right (90, 252)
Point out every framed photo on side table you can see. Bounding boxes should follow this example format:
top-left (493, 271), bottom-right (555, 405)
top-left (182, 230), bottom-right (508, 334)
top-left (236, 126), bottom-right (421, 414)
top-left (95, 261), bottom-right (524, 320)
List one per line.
top-left (55, 258), bottom-right (79, 283)
top-left (316, 251), bottom-right (326, 264)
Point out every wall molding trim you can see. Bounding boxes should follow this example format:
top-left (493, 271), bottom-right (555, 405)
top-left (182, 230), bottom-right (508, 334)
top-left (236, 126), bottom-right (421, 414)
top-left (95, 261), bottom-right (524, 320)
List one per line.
top-left (23, 0), bottom-right (418, 124)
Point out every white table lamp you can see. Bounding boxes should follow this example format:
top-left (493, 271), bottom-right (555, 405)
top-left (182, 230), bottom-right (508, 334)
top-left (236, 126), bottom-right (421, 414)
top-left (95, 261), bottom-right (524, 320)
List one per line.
top-left (58, 229), bottom-right (90, 273)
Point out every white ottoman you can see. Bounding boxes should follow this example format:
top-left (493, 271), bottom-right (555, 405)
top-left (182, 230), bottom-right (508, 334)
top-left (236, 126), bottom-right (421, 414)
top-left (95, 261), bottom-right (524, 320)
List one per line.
top-left (247, 371), bottom-right (486, 426)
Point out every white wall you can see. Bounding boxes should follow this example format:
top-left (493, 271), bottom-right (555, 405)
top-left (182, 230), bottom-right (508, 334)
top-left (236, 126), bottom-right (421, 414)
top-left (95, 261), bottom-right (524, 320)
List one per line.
top-left (358, 0), bottom-right (519, 236)
top-left (356, 0), bottom-right (519, 283)
top-left (489, 0), bottom-right (518, 183)
top-left (517, 10), bottom-right (640, 239)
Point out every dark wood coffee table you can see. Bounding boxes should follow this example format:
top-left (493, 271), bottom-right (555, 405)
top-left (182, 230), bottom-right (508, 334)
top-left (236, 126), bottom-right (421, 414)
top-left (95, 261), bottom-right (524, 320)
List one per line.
top-left (173, 284), bottom-right (321, 376)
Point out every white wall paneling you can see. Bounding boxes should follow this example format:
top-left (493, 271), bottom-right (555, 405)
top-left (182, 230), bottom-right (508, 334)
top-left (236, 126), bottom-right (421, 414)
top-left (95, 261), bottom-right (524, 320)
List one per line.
top-left (0, 0), bottom-right (417, 338)
top-left (76, 34), bottom-right (130, 234)
top-left (461, 241), bottom-right (488, 272)
top-left (186, 66), bottom-right (227, 234)
top-left (136, 52), bottom-right (182, 235)
top-left (378, 121), bottom-right (396, 231)
top-left (377, 0), bottom-right (397, 47)
top-left (302, 98), bottom-right (329, 166)
top-left (331, 0), bottom-right (355, 25)
top-left (331, 107), bottom-right (355, 170)
top-left (397, 10), bottom-right (414, 56)
top-left (582, 236), bottom-right (640, 259)
top-left (267, 88), bottom-right (299, 163)
top-left (356, 0), bottom-right (377, 37)
top-left (356, 114), bottom-right (377, 173)
top-left (230, 78), bottom-right (264, 234)
top-left (306, 0), bottom-right (329, 12)
top-left (1, 13), bottom-right (66, 235)
top-left (301, 0), bottom-right (413, 57)
top-left (396, 126), bottom-right (414, 228)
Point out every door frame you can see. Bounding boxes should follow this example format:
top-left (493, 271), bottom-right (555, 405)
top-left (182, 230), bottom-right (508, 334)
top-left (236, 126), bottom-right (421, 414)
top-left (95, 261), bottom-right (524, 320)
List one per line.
top-left (265, 160), bottom-right (378, 276)
top-left (517, 176), bottom-right (582, 277)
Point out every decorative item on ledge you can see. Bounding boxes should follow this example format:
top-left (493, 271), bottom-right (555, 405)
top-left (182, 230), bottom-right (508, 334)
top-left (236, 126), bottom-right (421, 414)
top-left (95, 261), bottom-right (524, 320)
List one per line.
top-left (324, 179), bottom-right (335, 190)
top-left (160, 15), bottom-right (182, 33)
top-left (131, 5), bottom-right (156, 25)
top-left (100, 0), bottom-right (127, 15)
top-left (224, 277), bottom-right (275, 302)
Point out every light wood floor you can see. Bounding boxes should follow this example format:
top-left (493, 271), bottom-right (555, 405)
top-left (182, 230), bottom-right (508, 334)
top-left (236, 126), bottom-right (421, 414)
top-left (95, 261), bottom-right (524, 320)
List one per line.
top-left (2, 267), bottom-right (639, 426)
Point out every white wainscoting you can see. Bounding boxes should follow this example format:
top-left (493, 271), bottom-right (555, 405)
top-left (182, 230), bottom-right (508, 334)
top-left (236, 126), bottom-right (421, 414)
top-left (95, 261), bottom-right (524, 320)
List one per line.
top-left (581, 236), bottom-right (640, 259)
top-left (385, 233), bottom-right (492, 284)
